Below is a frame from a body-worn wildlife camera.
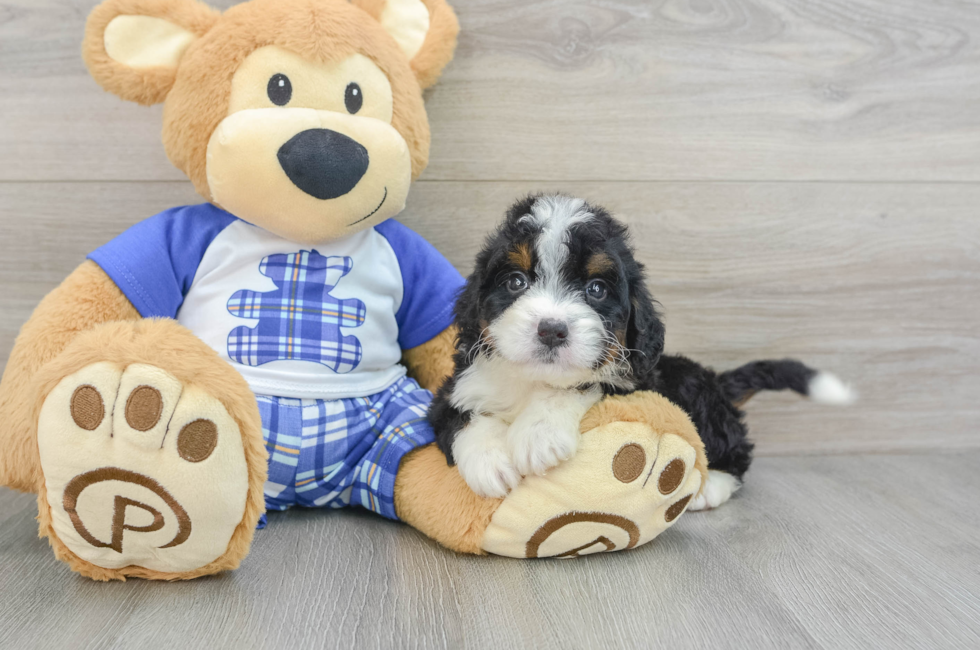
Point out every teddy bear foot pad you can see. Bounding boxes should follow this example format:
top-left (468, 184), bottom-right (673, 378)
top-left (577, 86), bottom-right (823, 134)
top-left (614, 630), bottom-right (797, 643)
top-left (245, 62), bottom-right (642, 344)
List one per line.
top-left (482, 421), bottom-right (702, 558)
top-left (37, 362), bottom-right (250, 574)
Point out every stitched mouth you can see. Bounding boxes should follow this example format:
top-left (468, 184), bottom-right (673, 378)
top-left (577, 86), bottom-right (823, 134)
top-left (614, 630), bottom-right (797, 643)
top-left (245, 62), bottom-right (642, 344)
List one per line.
top-left (347, 187), bottom-right (387, 226)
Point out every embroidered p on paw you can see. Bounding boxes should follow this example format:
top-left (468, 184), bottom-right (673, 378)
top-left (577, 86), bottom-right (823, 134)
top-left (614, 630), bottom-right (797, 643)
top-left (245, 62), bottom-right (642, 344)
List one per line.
top-left (227, 250), bottom-right (366, 373)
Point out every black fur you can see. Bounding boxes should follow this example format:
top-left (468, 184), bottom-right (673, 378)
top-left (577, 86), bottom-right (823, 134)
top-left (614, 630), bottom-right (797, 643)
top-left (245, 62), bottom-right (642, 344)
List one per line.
top-left (429, 374), bottom-right (471, 462)
top-left (429, 195), bottom-right (819, 482)
top-left (431, 197), bottom-right (544, 463)
top-left (717, 359), bottom-right (817, 404)
top-left (647, 355), bottom-right (755, 478)
top-left (431, 195), bottom-right (655, 462)
top-left (617, 259), bottom-right (664, 394)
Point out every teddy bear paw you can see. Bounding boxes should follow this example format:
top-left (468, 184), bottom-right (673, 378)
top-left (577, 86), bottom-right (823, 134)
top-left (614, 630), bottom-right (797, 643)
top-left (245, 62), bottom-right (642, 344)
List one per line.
top-left (36, 362), bottom-right (250, 574)
top-left (481, 422), bottom-right (702, 558)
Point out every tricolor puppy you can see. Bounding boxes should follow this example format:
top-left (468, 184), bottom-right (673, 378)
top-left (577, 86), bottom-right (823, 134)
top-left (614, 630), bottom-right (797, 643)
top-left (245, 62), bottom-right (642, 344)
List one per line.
top-left (429, 195), bottom-right (856, 502)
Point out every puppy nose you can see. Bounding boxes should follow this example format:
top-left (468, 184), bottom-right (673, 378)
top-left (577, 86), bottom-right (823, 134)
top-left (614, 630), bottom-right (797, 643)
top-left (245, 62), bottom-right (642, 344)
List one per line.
top-left (537, 318), bottom-right (569, 349)
top-left (277, 129), bottom-right (369, 200)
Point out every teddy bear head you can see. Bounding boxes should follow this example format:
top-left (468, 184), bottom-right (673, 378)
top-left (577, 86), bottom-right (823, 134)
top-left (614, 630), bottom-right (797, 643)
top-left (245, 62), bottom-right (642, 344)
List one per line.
top-left (83, 0), bottom-right (458, 244)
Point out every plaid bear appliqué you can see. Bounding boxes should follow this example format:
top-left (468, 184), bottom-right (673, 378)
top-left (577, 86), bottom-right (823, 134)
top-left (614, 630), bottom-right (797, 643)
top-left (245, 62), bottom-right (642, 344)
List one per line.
top-left (227, 250), bottom-right (366, 373)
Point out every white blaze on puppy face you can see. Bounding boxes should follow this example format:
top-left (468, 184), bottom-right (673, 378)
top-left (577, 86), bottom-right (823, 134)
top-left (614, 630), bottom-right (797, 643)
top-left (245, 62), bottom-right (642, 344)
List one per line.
top-left (490, 292), bottom-right (604, 380)
top-left (488, 196), bottom-right (607, 384)
top-left (524, 196), bottom-right (592, 282)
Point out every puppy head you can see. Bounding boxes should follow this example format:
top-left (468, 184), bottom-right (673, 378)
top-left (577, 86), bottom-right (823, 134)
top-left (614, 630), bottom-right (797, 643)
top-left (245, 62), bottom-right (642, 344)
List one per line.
top-left (455, 194), bottom-right (665, 388)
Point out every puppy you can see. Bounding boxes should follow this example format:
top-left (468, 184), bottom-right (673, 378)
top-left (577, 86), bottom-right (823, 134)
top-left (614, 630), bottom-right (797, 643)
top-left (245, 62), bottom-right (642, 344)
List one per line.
top-left (429, 194), bottom-right (855, 504)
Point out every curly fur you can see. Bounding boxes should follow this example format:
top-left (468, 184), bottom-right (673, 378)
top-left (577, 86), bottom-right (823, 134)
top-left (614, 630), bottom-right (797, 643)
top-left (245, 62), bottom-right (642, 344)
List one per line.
top-left (432, 195), bottom-right (838, 490)
top-left (430, 195), bottom-right (668, 465)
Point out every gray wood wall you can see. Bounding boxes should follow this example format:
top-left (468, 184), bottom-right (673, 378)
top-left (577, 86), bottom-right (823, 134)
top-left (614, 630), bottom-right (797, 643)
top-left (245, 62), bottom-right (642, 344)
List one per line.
top-left (2, 0), bottom-right (978, 456)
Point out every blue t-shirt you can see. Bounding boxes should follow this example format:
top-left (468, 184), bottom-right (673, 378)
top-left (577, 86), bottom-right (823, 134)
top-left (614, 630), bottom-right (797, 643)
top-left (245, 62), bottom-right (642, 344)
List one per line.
top-left (89, 204), bottom-right (463, 399)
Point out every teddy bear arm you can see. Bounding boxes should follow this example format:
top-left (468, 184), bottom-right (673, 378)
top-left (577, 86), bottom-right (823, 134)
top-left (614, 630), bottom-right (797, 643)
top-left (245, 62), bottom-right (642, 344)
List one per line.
top-left (395, 443), bottom-right (500, 554)
top-left (400, 324), bottom-right (456, 393)
top-left (0, 260), bottom-right (139, 492)
top-left (394, 348), bottom-right (711, 555)
top-left (396, 391), bottom-right (710, 557)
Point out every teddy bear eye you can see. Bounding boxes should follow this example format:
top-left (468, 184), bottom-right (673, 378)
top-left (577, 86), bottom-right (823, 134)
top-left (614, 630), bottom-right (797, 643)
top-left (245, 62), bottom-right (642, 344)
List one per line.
top-left (267, 73), bottom-right (292, 106)
top-left (345, 82), bottom-right (363, 114)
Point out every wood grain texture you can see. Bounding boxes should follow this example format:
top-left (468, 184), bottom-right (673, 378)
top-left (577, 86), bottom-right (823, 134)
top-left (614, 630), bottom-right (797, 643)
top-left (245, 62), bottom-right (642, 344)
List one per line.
top-left (2, 0), bottom-right (980, 643)
top-left (2, 180), bottom-right (977, 455)
top-left (1, 453), bottom-right (979, 649)
top-left (2, 0), bottom-right (980, 181)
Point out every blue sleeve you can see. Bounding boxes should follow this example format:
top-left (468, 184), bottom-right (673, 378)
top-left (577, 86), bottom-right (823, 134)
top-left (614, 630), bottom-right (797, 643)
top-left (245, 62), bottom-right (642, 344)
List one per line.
top-left (375, 220), bottom-right (465, 350)
top-left (87, 204), bottom-right (237, 318)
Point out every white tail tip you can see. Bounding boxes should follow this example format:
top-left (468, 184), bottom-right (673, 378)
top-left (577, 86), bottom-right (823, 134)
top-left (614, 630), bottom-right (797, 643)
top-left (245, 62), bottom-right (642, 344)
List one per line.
top-left (808, 372), bottom-right (858, 405)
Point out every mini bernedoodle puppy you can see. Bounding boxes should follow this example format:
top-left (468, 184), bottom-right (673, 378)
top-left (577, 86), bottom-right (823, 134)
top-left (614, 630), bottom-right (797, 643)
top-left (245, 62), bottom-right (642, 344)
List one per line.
top-left (429, 194), bottom-right (855, 506)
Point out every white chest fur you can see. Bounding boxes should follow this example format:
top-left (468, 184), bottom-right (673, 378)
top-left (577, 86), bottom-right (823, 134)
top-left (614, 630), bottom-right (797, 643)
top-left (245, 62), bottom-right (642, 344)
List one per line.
top-left (450, 355), bottom-right (598, 421)
top-left (449, 355), bottom-right (602, 498)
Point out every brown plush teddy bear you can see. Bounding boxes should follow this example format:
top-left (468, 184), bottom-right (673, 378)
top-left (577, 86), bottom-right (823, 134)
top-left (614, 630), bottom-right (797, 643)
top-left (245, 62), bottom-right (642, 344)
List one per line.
top-left (0, 0), bottom-right (705, 581)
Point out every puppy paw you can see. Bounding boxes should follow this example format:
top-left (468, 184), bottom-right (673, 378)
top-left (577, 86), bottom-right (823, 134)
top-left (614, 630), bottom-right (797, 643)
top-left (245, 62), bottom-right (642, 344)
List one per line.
top-left (505, 386), bottom-right (598, 476)
top-left (508, 418), bottom-right (579, 477)
top-left (688, 470), bottom-right (741, 511)
top-left (457, 448), bottom-right (521, 499)
top-left (452, 415), bottom-right (519, 498)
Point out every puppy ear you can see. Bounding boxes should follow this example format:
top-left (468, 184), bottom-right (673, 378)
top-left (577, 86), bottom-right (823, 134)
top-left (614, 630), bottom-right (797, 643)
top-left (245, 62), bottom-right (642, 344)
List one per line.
top-left (625, 279), bottom-right (665, 379)
top-left (451, 270), bottom-right (486, 355)
top-left (353, 0), bottom-right (460, 89)
top-left (82, 0), bottom-right (219, 106)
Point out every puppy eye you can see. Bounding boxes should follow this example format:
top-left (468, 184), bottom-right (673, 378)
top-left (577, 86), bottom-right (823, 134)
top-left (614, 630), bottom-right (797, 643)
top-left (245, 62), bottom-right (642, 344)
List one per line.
top-left (586, 280), bottom-right (608, 300)
top-left (267, 73), bottom-right (292, 106)
top-left (345, 82), bottom-right (363, 114)
top-left (505, 272), bottom-right (529, 294)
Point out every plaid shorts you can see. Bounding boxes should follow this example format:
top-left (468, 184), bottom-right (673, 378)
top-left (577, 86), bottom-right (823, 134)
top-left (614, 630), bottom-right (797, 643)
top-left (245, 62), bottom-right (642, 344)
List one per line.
top-left (256, 375), bottom-right (435, 523)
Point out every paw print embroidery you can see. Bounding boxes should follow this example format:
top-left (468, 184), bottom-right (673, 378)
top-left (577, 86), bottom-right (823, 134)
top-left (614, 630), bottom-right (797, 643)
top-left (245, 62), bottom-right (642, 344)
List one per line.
top-left (227, 250), bottom-right (366, 373)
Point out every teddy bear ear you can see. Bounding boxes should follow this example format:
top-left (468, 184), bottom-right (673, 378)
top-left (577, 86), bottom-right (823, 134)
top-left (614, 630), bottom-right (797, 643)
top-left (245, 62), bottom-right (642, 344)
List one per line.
top-left (82, 0), bottom-right (220, 106)
top-left (353, 0), bottom-right (460, 89)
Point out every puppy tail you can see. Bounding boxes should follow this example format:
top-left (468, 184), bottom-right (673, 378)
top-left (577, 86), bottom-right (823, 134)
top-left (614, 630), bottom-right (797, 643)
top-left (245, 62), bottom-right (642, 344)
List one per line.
top-left (717, 359), bottom-right (857, 407)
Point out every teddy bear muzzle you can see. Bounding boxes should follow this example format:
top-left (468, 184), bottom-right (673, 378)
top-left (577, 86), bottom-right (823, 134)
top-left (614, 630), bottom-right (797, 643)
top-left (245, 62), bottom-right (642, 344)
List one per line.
top-left (204, 106), bottom-right (411, 244)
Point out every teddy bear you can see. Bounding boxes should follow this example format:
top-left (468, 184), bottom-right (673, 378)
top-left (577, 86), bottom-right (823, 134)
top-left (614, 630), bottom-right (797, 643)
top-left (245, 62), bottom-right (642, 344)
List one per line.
top-left (0, 0), bottom-right (706, 581)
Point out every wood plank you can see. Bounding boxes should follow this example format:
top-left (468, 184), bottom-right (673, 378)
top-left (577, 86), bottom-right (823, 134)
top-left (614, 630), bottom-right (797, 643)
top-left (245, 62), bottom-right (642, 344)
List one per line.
top-left (3, 0), bottom-right (980, 182)
top-left (1, 180), bottom-right (977, 455)
top-left (0, 482), bottom-right (33, 522)
top-left (1, 453), bottom-right (978, 648)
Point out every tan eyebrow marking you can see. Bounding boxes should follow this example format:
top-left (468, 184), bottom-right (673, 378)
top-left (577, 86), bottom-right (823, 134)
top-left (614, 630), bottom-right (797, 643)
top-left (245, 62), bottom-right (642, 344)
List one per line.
top-left (508, 242), bottom-right (533, 271)
top-left (586, 252), bottom-right (614, 276)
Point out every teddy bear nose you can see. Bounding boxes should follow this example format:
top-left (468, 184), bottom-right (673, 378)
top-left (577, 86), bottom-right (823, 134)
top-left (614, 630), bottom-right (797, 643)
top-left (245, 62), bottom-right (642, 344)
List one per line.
top-left (277, 129), bottom-right (369, 200)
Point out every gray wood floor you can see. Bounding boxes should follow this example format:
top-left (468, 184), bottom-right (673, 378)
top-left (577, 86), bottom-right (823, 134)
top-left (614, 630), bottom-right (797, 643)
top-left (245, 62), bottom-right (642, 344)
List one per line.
top-left (1, 0), bottom-right (979, 648)
top-left (2, 452), bottom-right (979, 649)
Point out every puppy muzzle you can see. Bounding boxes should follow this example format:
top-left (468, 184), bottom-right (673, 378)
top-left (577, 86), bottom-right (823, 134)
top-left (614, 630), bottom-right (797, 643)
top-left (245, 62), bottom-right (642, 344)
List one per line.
top-left (536, 318), bottom-right (569, 351)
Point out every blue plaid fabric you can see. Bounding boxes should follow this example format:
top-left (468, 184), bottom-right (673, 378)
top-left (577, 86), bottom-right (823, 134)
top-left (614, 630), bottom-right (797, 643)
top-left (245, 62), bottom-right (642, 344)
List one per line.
top-left (257, 375), bottom-right (435, 521)
top-left (227, 250), bottom-right (366, 373)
